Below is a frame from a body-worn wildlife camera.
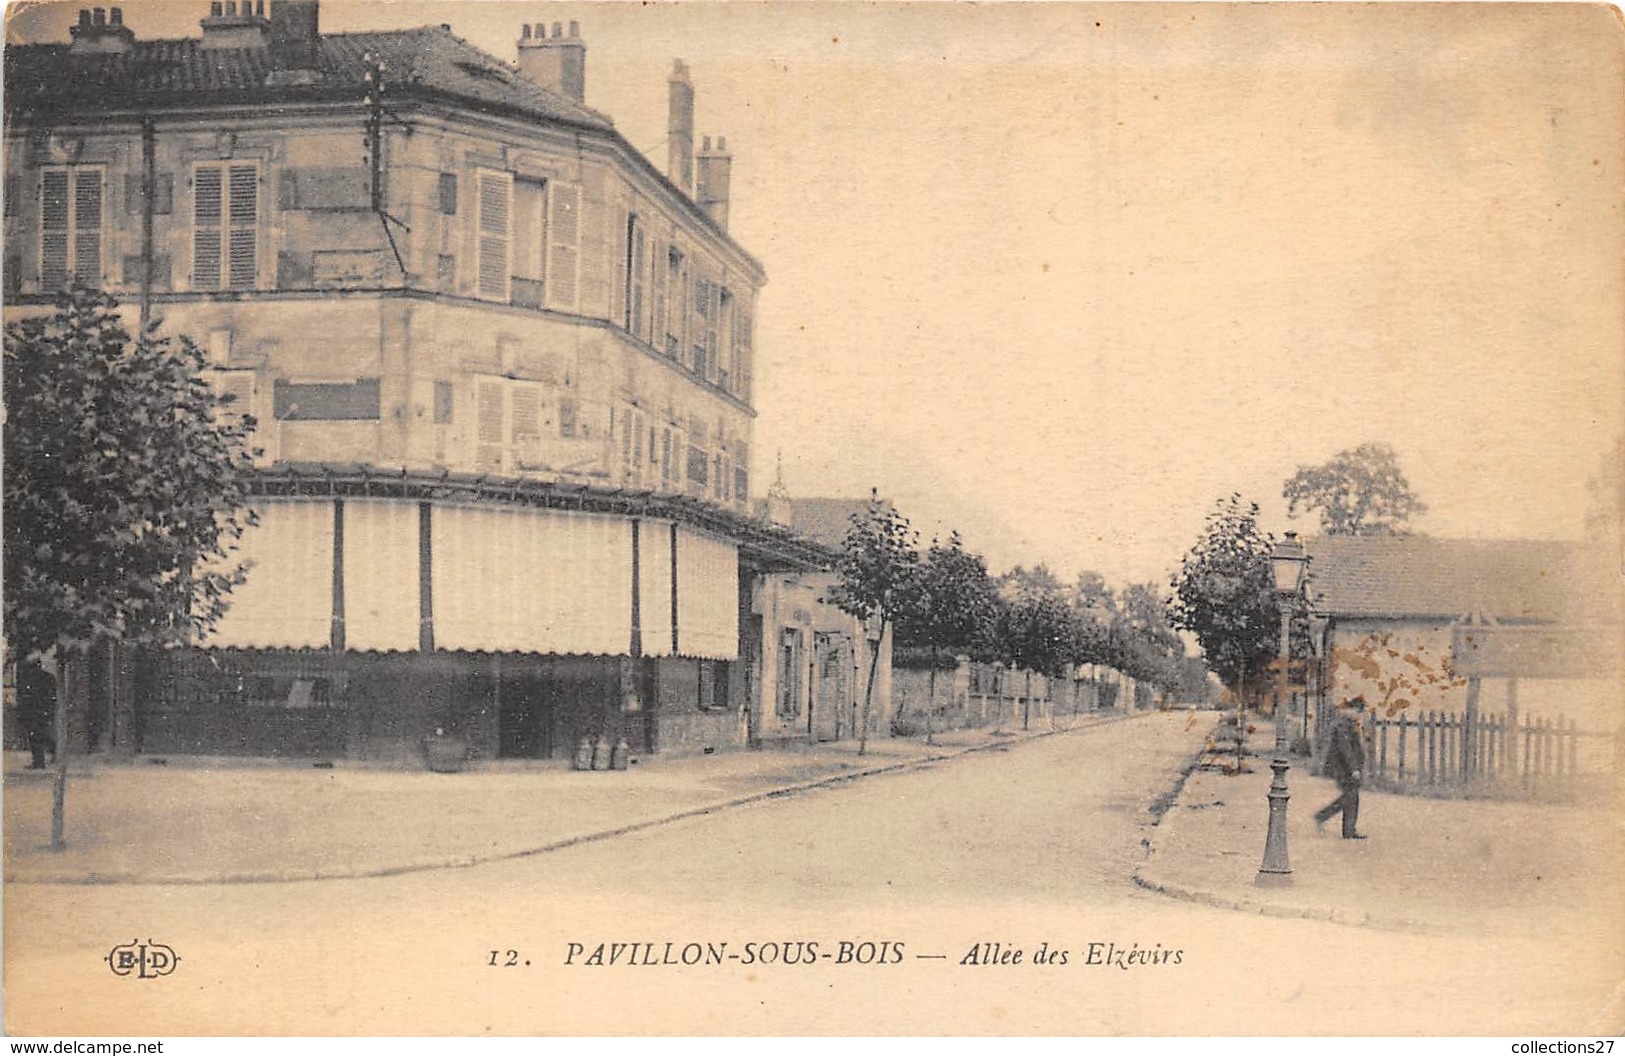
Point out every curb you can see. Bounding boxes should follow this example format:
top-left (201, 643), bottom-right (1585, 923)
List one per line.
top-left (1130, 726), bottom-right (1437, 935)
top-left (1127, 871), bottom-right (1436, 934)
top-left (10, 709), bottom-right (1149, 887)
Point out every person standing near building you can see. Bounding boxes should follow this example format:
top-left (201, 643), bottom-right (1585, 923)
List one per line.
top-left (1315, 696), bottom-right (1367, 839)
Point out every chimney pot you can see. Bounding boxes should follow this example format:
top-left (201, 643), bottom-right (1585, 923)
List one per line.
top-left (516, 16), bottom-right (587, 103)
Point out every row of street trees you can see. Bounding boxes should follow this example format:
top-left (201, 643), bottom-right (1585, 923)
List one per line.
top-left (828, 493), bottom-right (1199, 752)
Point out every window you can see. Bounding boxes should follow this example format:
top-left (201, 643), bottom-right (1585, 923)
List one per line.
top-left (717, 288), bottom-right (734, 390)
top-left (473, 375), bottom-right (554, 472)
top-left (40, 166), bottom-right (103, 290)
top-left (662, 249), bottom-right (687, 355)
top-left (206, 368), bottom-right (258, 426)
top-left (437, 173), bottom-right (458, 214)
top-left (687, 444), bottom-right (708, 489)
top-left (512, 176), bottom-right (546, 306)
top-left (692, 278), bottom-right (714, 379)
top-left (559, 396), bottom-right (576, 438)
top-left (777, 629), bottom-right (803, 719)
top-left (434, 381), bottom-right (454, 424)
top-left (619, 405), bottom-right (649, 485)
top-left (732, 301), bottom-right (754, 400)
top-left (193, 162), bottom-right (258, 290)
top-left (698, 659), bottom-right (730, 711)
top-left (475, 169), bottom-right (512, 302)
top-left (623, 216), bottom-right (646, 337)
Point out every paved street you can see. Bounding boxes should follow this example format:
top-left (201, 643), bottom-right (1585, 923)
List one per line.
top-left (5, 712), bottom-right (1619, 1036)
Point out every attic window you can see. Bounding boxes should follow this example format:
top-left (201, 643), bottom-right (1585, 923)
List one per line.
top-left (454, 60), bottom-right (509, 82)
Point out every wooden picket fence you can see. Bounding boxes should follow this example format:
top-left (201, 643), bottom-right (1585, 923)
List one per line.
top-left (1361, 708), bottom-right (1620, 801)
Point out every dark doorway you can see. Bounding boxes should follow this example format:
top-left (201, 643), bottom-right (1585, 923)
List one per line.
top-left (496, 674), bottom-right (554, 759)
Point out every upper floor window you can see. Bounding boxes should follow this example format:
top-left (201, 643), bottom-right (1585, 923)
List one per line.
top-left (661, 248), bottom-right (687, 356)
top-left (511, 176), bottom-right (547, 306)
top-left (193, 162), bottom-right (259, 290)
top-left (40, 166), bottom-right (103, 290)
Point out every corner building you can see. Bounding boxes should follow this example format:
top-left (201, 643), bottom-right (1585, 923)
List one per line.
top-left (4, 2), bottom-right (835, 762)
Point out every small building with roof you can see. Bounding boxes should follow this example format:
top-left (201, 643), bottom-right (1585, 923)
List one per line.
top-left (1304, 536), bottom-right (1621, 740)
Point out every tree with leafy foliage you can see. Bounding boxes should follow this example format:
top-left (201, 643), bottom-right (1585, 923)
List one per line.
top-left (1169, 495), bottom-right (1278, 703)
top-left (1283, 442), bottom-right (1427, 536)
top-left (829, 490), bottom-right (920, 755)
top-left (4, 287), bottom-right (259, 848)
top-left (994, 565), bottom-right (1080, 728)
top-left (894, 532), bottom-right (999, 744)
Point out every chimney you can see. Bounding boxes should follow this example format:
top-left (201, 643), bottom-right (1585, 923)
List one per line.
top-left (667, 60), bottom-right (694, 195)
top-left (696, 135), bottom-right (732, 230)
top-left (269, 0), bottom-right (321, 71)
top-left (68, 5), bottom-right (135, 54)
top-left (516, 20), bottom-right (586, 104)
top-left (200, 0), bottom-right (270, 49)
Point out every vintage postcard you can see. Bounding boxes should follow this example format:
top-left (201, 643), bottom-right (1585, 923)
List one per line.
top-left (3, 0), bottom-right (1622, 1040)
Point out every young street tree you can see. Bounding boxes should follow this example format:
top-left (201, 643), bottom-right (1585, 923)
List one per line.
top-left (1283, 442), bottom-right (1427, 536)
top-left (1169, 494), bottom-right (1278, 706)
top-left (829, 490), bottom-right (920, 755)
top-left (894, 532), bottom-right (999, 744)
top-left (4, 288), bottom-right (259, 849)
top-left (995, 565), bottom-right (1079, 729)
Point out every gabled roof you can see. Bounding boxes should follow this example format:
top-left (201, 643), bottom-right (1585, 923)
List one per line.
top-left (3, 26), bottom-right (612, 130)
top-left (786, 497), bottom-right (894, 551)
top-left (1304, 536), bottom-right (1621, 624)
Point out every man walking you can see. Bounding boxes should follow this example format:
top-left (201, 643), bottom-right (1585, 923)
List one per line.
top-left (1315, 696), bottom-right (1367, 839)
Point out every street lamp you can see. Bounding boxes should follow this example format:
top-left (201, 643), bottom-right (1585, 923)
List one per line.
top-left (1257, 531), bottom-right (1308, 887)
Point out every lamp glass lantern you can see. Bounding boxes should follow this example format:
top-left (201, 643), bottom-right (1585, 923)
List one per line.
top-left (1271, 531), bottom-right (1308, 596)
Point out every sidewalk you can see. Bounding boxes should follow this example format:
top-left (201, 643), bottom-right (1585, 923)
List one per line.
top-left (4, 710), bottom-right (1136, 885)
top-left (1134, 725), bottom-right (1625, 936)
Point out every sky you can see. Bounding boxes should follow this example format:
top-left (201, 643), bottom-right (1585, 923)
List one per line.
top-left (9, 1), bottom-right (1623, 593)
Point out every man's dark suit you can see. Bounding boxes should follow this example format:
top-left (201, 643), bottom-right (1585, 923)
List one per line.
top-left (1315, 705), bottom-right (1366, 838)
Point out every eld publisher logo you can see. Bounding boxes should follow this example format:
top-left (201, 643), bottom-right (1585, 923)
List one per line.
top-left (106, 940), bottom-right (180, 979)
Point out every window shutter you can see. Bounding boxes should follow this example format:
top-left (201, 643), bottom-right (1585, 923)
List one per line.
top-left (210, 370), bottom-right (257, 424)
top-left (476, 170), bottom-right (512, 302)
top-left (475, 378), bottom-right (506, 470)
top-left (652, 247), bottom-right (670, 352)
top-left (625, 217), bottom-right (646, 337)
top-left (545, 182), bottom-right (580, 311)
top-left (227, 165), bottom-right (257, 288)
top-left (193, 167), bottom-right (223, 289)
top-left (511, 383), bottom-right (541, 464)
top-left (40, 170), bottom-right (70, 289)
top-left (71, 170), bottom-right (102, 285)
